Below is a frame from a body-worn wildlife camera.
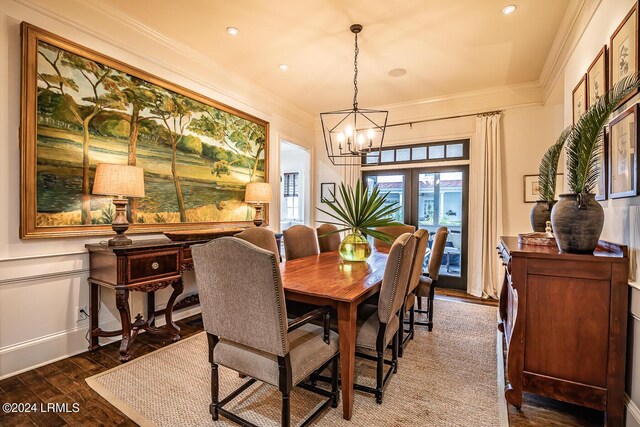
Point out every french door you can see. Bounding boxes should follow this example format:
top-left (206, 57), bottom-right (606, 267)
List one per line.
top-left (363, 165), bottom-right (469, 290)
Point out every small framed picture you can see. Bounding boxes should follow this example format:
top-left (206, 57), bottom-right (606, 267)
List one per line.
top-left (321, 182), bottom-right (336, 203)
top-left (594, 128), bottom-right (608, 201)
top-left (609, 104), bottom-right (638, 198)
top-left (523, 174), bottom-right (564, 203)
top-left (572, 74), bottom-right (587, 124)
top-left (610, 3), bottom-right (638, 105)
top-left (587, 46), bottom-right (608, 107)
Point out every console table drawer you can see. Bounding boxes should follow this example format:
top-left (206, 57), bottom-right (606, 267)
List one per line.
top-left (127, 250), bottom-right (180, 283)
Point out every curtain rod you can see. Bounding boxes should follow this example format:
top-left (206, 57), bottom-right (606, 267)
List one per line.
top-left (385, 109), bottom-right (504, 129)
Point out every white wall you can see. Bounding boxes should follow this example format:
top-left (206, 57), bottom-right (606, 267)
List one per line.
top-left (0, 0), bottom-right (314, 378)
top-left (562, 0), bottom-right (640, 424)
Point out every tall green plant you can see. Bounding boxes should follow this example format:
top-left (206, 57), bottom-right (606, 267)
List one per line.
top-left (566, 73), bottom-right (640, 193)
top-left (538, 127), bottom-right (572, 201)
top-left (317, 180), bottom-right (403, 244)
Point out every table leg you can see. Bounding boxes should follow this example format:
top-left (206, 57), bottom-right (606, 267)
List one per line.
top-left (164, 279), bottom-right (183, 341)
top-left (337, 301), bottom-right (357, 420)
top-left (115, 288), bottom-right (133, 362)
top-left (89, 281), bottom-right (100, 351)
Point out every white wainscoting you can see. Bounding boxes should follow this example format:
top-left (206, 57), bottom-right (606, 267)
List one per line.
top-left (628, 285), bottom-right (640, 426)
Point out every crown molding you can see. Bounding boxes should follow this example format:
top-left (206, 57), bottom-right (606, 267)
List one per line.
top-left (539, 0), bottom-right (602, 102)
top-left (14, 0), bottom-right (314, 131)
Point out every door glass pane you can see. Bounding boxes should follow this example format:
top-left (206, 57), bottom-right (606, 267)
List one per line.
top-left (446, 143), bottom-right (464, 158)
top-left (428, 145), bottom-right (445, 159)
top-left (380, 150), bottom-right (395, 162)
top-left (412, 146), bottom-right (427, 160)
top-left (365, 174), bottom-right (404, 222)
top-left (396, 148), bottom-right (411, 162)
top-left (417, 171), bottom-right (463, 278)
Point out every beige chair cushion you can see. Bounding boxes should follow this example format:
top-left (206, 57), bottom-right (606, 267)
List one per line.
top-left (372, 225), bottom-right (416, 251)
top-left (283, 225), bottom-right (320, 260)
top-left (234, 228), bottom-right (280, 255)
top-left (407, 229), bottom-right (430, 294)
top-left (355, 304), bottom-right (400, 350)
top-left (403, 293), bottom-right (416, 314)
top-left (377, 233), bottom-right (417, 324)
top-left (428, 227), bottom-right (449, 280)
top-left (317, 224), bottom-right (341, 253)
top-left (215, 324), bottom-right (339, 387)
top-left (415, 276), bottom-right (433, 298)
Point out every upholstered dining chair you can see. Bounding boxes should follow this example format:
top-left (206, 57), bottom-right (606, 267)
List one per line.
top-left (399, 228), bottom-right (430, 356)
top-left (192, 237), bottom-right (340, 427)
top-left (316, 224), bottom-right (341, 253)
top-left (372, 224), bottom-right (416, 251)
top-left (354, 232), bottom-right (416, 404)
top-left (283, 224), bottom-right (320, 260)
top-left (414, 227), bottom-right (449, 331)
top-left (234, 227), bottom-right (280, 256)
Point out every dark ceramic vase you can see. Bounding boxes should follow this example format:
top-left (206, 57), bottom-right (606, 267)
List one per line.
top-left (530, 200), bottom-right (556, 232)
top-left (550, 193), bottom-right (604, 253)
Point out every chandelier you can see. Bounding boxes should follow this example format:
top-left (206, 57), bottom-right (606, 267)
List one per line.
top-left (320, 24), bottom-right (388, 166)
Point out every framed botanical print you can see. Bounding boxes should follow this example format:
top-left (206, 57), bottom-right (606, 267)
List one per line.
top-left (610, 3), bottom-right (638, 105)
top-left (20, 23), bottom-right (269, 239)
top-left (572, 75), bottom-right (587, 124)
top-left (594, 128), bottom-right (608, 201)
top-left (523, 174), bottom-right (564, 203)
top-left (320, 183), bottom-right (336, 203)
top-left (609, 104), bottom-right (638, 198)
top-left (587, 46), bottom-right (608, 107)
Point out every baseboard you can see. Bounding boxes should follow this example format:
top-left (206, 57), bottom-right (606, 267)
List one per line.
top-left (627, 394), bottom-right (640, 427)
top-left (0, 305), bottom-right (202, 380)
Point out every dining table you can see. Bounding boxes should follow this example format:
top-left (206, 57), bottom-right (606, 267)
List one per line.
top-left (279, 249), bottom-right (389, 420)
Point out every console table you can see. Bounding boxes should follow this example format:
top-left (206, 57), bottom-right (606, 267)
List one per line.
top-left (497, 236), bottom-right (629, 426)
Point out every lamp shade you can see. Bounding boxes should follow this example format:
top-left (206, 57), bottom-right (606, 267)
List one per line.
top-left (245, 182), bottom-right (272, 203)
top-left (92, 164), bottom-right (145, 198)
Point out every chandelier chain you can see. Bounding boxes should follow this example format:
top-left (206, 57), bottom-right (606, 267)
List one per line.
top-left (353, 32), bottom-right (359, 110)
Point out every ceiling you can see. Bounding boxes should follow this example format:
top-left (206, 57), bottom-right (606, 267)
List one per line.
top-left (104, 0), bottom-right (571, 114)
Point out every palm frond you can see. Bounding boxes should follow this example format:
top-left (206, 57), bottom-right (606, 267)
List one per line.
top-left (538, 126), bottom-right (572, 201)
top-left (566, 73), bottom-right (640, 193)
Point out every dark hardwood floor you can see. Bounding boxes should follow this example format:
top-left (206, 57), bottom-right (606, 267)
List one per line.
top-left (0, 289), bottom-right (605, 426)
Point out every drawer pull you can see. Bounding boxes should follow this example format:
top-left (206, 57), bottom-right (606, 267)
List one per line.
top-left (151, 262), bottom-right (160, 270)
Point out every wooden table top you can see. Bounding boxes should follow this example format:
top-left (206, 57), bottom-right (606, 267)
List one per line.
top-left (280, 251), bottom-right (389, 303)
top-left (500, 236), bottom-right (628, 261)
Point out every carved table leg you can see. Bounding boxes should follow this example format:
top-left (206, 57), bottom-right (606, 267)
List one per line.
top-left (89, 281), bottom-right (100, 351)
top-left (164, 279), bottom-right (184, 341)
top-left (116, 288), bottom-right (133, 362)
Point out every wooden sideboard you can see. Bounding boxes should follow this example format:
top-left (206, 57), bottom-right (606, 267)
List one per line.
top-left (497, 236), bottom-right (629, 426)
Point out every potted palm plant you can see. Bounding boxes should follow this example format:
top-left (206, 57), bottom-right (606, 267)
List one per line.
top-left (531, 127), bottom-right (571, 231)
top-left (317, 180), bottom-right (402, 261)
top-left (552, 74), bottom-right (640, 253)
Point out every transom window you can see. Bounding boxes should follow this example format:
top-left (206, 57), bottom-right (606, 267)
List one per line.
top-left (362, 139), bottom-right (469, 166)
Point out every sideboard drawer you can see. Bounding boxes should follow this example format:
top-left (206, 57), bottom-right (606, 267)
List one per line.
top-left (127, 250), bottom-right (180, 283)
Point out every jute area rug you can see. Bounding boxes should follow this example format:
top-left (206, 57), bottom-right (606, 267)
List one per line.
top-left (86, 299), bottom-right (507, 426)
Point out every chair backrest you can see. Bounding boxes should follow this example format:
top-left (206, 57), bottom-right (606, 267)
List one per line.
top-left (372, 224), bottom-right (416, 251)
top-left (235, 227), bottom-right (279, 255)
top-left (283, 224), bottom-right (320, 260)
top-left (316, 224), bottom-right (341, 253)
top-left (192, 237), bottom-right (289, 357)
top-left (377, 233), bottom-right (416, 324)
top-left (428, 227), bottom-right (449, 281)
top-left (407, 229), bottom-right (430, 294)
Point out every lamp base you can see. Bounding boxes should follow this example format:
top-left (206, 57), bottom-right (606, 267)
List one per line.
top-left (253, 204), bottom-right (264, 227)
top-left (108, 197), bottom-right (133, 246)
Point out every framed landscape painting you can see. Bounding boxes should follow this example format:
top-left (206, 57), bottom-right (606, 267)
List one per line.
top-left (20, 23), bottom-right (269, 239)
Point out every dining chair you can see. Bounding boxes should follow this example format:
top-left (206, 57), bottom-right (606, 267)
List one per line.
top-left (316, 224), bottom-right (341, 253)
top-left (414, 227), bottom-right (449, 331)
top-left (399, 228), bottom-right (430, 356)
top-left (372, 224), bottom-right (416, 251)
top-left (234, 227), bottom-right (280, 255)
top-left (354, 232), bottom-right (416, 404)
top-left (192, 237), bottom-right (340, 427)
top-left (283, 224), bottom-right (320, 260)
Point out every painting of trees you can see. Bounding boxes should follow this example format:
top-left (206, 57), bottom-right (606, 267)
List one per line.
top-left (21, 23), bottom-right (268, 239)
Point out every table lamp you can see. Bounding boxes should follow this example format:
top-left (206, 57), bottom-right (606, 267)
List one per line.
top-left (92, 163), bottom-right (145, 246)
top-left (245, 182), bottom-right (271, 227)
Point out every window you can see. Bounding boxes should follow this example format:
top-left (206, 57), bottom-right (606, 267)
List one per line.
top-left (361, 139), bottom-right (469, 166)
top-left (283, 172), bottom-right (301, 221)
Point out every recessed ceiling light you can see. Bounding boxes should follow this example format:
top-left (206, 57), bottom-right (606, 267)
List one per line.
top-left (226, 27), bottom-right (239, 36)
top-left (502, 5), bottom-right (516, 15)
top-left (389, 68), bottom-right (407, 77)
top-left (279, 64), bottom-right (289, 71)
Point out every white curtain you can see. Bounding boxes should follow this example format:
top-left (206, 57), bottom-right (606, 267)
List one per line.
top-left (468, 113), bottom-right (503, 298)
top-left (341, 156), bottom-right (361, 188)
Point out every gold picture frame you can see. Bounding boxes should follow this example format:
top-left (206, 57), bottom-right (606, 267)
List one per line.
top-left (609, 103), bottom-right (638, 199)
top-left (20, 23), bottom-right (269, 239)
top-left (610, 3), bottom-right (638, 106)
top-left (523, 174), bottom-right (564, 203)
top-left (587, 45), bottom-right (608, 107)
top-left (572, 74), bottom-right (587, 124)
